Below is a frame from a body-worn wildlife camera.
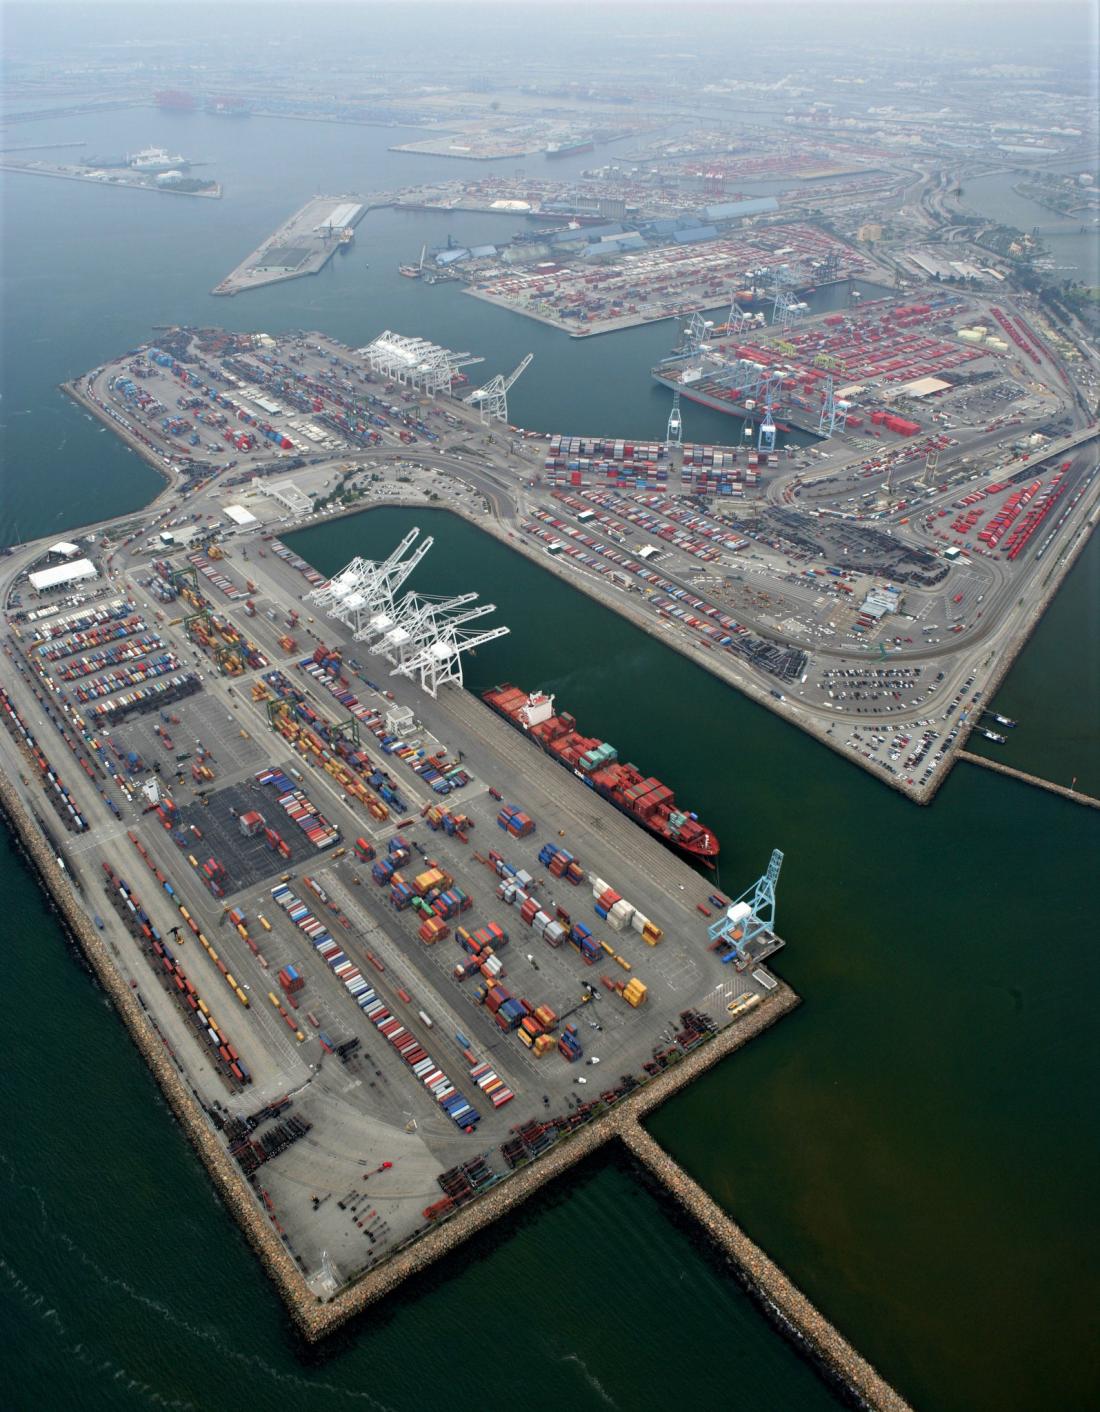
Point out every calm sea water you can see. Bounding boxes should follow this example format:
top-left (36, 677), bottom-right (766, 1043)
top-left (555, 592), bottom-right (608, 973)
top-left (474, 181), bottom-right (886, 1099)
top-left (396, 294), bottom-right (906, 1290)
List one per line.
top-left (2, 71), bottom-right (1099, 1412)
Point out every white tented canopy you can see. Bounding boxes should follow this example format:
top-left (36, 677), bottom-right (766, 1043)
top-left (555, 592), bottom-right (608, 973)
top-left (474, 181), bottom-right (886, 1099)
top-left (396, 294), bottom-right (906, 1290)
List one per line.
top-left (28, 558), bottom-right (97, 592)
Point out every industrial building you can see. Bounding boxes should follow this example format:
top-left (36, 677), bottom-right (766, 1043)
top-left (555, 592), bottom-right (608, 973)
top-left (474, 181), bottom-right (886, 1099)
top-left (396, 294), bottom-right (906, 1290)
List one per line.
top-left (224, 504), bottom-right (259, 529)
top-left (27, 558), bottom-right (98, 594)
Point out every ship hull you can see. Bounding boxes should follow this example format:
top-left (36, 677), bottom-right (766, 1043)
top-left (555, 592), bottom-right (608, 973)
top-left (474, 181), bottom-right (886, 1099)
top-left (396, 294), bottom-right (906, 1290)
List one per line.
top-left (482, 686), bottom-right (718, 864)
top-left (546, 141), bottom-right (595, 159)
top-left (653, 370), bottom-right (814, 437)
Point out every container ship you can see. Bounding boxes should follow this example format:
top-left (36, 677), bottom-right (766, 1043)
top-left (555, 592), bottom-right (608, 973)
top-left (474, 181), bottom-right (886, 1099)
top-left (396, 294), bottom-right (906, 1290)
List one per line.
top-left (546, 138), bottom-right (594, 159)
top-left (155, 90), bottom-right (197, 112)
top-left (207, 97), bottom-right (251, 117)
top-left (482, 685), bottom-right (719, 863)
top-left (653, 362), bottom-right (804, 435)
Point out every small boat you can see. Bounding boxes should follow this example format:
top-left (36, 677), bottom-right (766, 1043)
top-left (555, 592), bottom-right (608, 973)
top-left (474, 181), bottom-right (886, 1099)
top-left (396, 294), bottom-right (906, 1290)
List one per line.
top-left (979, 728), bottom-right (1006, 744)
top-left (984, 710), bottom-right (1017, 728)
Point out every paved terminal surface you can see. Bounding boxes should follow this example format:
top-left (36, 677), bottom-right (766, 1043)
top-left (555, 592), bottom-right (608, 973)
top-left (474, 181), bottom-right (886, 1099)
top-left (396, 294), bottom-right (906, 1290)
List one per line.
top-left (1, 525), bottom-right (786, 1296)
top-left (10, 302), bottom-right (1085, 1407)
top-left (58, 320), bottom-right (1100, 807)
top-left (213, 196), bottom-right (367, 296)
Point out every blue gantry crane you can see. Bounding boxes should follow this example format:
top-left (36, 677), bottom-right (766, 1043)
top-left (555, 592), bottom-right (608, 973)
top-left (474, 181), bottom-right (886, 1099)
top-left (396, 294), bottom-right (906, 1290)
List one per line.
top-left (708, 849), bottom-right (784, 964)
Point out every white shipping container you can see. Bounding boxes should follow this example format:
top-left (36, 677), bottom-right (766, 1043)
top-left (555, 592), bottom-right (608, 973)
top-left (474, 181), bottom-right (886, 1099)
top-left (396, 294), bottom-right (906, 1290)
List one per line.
top-left (609, 899), bottom-right (635, 927)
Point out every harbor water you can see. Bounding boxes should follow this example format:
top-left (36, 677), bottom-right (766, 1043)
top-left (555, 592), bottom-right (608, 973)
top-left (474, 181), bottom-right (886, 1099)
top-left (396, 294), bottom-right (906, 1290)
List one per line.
top-left (2, 76), bottom-right (1099, 1412)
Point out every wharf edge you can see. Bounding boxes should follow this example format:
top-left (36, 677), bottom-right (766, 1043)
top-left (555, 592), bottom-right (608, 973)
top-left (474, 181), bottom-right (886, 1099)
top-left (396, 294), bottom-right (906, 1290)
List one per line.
top-left (0, 775), bottom-right (307, 1313)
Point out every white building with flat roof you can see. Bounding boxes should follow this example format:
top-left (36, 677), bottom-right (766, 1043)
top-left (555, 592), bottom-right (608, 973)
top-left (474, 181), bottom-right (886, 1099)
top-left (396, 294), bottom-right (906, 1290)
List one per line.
top-left (28, 558), bottom-right (98, 593)
top-left (224, 504), bottom-right (258, 528)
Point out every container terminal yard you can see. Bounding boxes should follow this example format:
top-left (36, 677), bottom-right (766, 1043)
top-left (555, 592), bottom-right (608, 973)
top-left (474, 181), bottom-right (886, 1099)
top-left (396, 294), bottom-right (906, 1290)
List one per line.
top-left (463, 221), bottom-right (876, 338)
top-left (0, 447), bottom-right (823, 1351)
top-left (53, 309), bottom-right (1099, 803)
top-left (3, 13), bottom-right (1099, 1405)
top-left (3, 278), bottom-right (1094, 1377)
top-left (4, 298), bottom-right (1090, 1395)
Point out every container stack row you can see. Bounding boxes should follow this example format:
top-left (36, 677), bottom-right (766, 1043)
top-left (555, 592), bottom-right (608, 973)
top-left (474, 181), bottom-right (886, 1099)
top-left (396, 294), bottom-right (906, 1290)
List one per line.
top-left (85, 671), bottom-right (201, 728)
top-left (255, 769), bottom-right (339, 849)
top-left (72, 651), bottom-right (182, 704)
top-left (538, 842), bottom-right (585, 884)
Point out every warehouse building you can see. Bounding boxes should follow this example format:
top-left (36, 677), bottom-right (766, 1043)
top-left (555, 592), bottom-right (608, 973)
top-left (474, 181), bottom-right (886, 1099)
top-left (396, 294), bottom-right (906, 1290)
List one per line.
top-left (28, 558), bottom-right (98, 594)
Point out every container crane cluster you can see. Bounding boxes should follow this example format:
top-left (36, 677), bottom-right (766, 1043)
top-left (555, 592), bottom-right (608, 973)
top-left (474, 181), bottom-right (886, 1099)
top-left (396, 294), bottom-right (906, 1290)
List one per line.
top-left (307, 529), bottom-right (509, 697)
top-left (358, 331), bottom-right (484, 399)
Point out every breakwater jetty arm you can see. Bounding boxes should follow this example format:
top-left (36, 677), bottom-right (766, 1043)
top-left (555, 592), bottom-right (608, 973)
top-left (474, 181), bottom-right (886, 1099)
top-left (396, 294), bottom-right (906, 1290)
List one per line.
top-left (959, 751), bottom-right (1100, 808)
top-left (620, 1123), bottom-right (915, 1412)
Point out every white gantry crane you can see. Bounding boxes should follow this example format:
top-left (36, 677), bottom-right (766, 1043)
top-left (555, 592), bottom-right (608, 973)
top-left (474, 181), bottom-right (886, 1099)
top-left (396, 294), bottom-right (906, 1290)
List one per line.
top-left (370, 590), bottom-right (480, 667)
top-left (464, 353), bottom-right (533, 425)
top-left (357, 331), bottom-right (484, 398)
top-left (723, 290), bottom-right (749, 336)
top-left (391, 605), bottom-right (510, 697)
top-left (666, 388), bottom-right (683, 447)
top-left (308, 528), bottom-right (433, 637)
top-left (307, 555), bottom-right (372, 616)
top-left (308, 531), bottom-right (509, 698)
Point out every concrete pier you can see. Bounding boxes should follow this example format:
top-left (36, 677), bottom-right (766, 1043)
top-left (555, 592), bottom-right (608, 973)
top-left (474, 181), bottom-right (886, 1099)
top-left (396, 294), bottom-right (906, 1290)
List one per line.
top-left (212, 194), bottom-right (369, 295)
top-left (959, 750), bottom-right (1100, 808)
